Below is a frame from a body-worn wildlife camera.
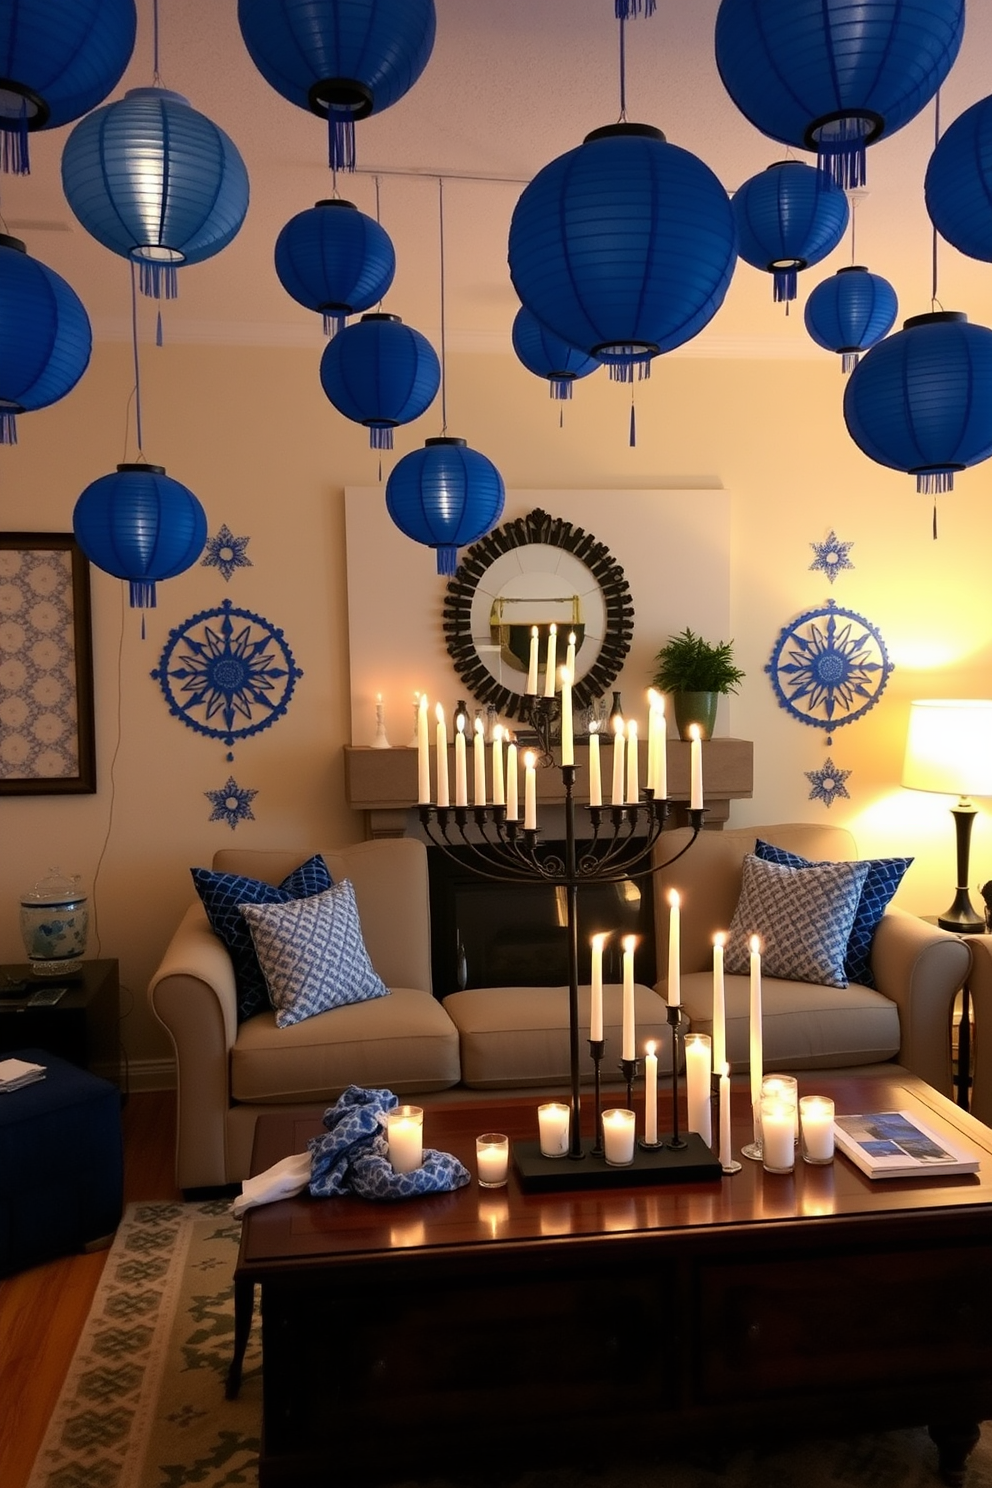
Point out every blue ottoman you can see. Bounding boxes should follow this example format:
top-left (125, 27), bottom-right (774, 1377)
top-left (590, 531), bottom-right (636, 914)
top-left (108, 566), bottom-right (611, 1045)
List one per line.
top-left (0, 1048), bottom-right (123, 1275)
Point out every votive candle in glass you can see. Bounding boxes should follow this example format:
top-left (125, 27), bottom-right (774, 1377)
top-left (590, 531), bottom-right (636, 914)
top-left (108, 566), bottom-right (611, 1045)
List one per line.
top-left (762, 1073), bottom-right (799, 1142)
top-left (538, 1101), bottom-right (570, 1158)
top-left (800, 1096), bottom-right (835, 1164)
top-left (476, 1133), bottom-right (510, 1187)
top-left (760, 1095), bottom-right (795, 1174)
top-left (685, 1033), bottom-right (712, 1146)
top-left (386, 1105), bottom-right (424, 1174)
top-left (602, 1108), bottom-right (637, 1166)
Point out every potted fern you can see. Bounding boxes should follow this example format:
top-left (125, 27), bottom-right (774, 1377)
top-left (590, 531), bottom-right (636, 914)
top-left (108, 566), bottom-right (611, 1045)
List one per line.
top-left (651, 628), bottom-right (744, 740)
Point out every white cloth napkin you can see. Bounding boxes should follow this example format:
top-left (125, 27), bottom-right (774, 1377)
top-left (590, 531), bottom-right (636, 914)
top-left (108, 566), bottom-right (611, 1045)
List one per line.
top-left (231, 1151), bottom-right (312, 1218)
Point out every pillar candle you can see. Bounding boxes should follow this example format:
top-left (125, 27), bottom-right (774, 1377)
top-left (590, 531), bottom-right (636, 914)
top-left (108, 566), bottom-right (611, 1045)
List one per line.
top-left (626, 718), bottom-right (639, 803)
top-left (386, 1105), bottom-right (424, 1174)
top-left (644, 1041), bottom-right (658, 1144)
top-left (492, 725), bottom-right (505, 806)
top-left (719, 1062), bottom-right (732, 1168)
top-left (543, 623), bottom-right (557, 698)
top-left (454, 714), bottom-right (468, 807)
top-left (538, 1101), bottom-right (570, 1158)
top-left (435, 703), bottom-right (449, 808)
top-left (712, 932), bottom-right (726, 1070)
top-left (760, 1096), bottom-right (795, 1173)
top-left (749, 935), bottom-right (763, 1119)
top-left (560, 664), bottom-right (574, 766)
top-left (621, 934), bottom-right (636, 1059)
top-left (602, 1108), bottom-right (636, 1166)
top-left (590, 931), bottom-right (607, 1042)
top-left (800, 1095), bottom-right (835, 1163)
top-left (506, 739), bottom-right (518, 820)
top-left (689, 723), bottom-right (703, 810)
top-left (524, 750), bottom-right (537, 830)
top-left (473, 715), bottom-right (486, 805)
top-left (667, 890), bottom-right (681, 1007)
top-left (526, 625), bottom-right (540, 695)
top-left (417, 692), bottom-right (430, 804)
top-left (685, 1034), bottom-right (712, 1145)
top-left (611, 718), bottom-right (625, 805)
top-left (588, 725), bottom-right (602, 807)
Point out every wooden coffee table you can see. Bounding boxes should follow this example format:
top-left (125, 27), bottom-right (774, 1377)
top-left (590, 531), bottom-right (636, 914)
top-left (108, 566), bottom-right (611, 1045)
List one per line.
top-left (233, 1070), bottom-right (992, 1488)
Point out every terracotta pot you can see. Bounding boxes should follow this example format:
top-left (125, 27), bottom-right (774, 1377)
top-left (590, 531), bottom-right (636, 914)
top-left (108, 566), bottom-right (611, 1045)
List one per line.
top-left (672, 690), bottom-right (718, 741)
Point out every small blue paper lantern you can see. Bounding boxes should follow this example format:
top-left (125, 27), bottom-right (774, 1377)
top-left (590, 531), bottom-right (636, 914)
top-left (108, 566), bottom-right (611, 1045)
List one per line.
top-left (925, 95), bottom-right (992, 263)
top-left (844, 311), bottom-right (992, 497)
top-left (320, 314), bottom-right (440, 449)
top-left (732, 161), bottom-right (850, 304)
top-left (0, 0), bottom-right (136, 174)
top-left (511, 307), bottom-right (600, 400)
top-left (61, 88), bottom-right (250, 300)
top-left (715, 0), bottom-right (965, 187)
top-left (386, 437), bottom-right (505, 574)
top-left (73, 463), bottom-right (208, 610)
top-left (237, 0), bottom-right (436, 171)
top-left (805, 265), bottom-right (898, 371)
top-left (508, 123), bottom-right (737, 382)
top-left (275, 199), bottom-right (395, 335)
top-left (0, 234), bottom-right (92, 444)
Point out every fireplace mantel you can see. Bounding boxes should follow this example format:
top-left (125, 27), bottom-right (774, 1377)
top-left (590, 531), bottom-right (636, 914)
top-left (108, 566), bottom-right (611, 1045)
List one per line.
top-left (344, 738), bottom-right (754, 839)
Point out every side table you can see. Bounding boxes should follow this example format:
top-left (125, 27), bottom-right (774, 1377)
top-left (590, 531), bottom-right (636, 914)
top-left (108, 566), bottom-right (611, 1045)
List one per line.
top-left (0, 959), bottom-right (121, 1087)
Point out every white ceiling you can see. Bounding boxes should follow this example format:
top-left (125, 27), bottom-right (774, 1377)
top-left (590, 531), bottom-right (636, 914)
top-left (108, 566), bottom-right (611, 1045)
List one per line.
top-left (4, 0), bottom-right (992, 360)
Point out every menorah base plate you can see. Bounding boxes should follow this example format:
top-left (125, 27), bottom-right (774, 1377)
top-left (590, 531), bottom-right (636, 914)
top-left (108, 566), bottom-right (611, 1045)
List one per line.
top-left (513, 1132), bottom-right (721, 1191)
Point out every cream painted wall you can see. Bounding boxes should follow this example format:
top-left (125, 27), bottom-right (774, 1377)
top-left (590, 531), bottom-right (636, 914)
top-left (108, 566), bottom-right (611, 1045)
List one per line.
top-left (2, 336), bottom-right (991, 1082)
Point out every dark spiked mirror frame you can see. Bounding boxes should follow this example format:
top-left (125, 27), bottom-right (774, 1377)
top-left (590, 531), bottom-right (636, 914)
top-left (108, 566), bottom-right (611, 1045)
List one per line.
top-left (443, 508), bottom-right (635, 722)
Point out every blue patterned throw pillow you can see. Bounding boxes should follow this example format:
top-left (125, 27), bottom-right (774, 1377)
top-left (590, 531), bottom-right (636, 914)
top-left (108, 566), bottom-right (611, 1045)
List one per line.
top-left (724, 854), bottom-right (870, 988)
top-left (191, 855), bottom-right (332, 1022)
top-left (240, 879), bottom-right (390, 1028)
top-left (755, 839), bottom-right (912, 988)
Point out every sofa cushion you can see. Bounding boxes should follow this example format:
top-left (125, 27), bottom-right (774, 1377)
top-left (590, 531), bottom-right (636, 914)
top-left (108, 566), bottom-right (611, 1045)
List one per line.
top-left (192, 854), bottom-right (332, 1022)
top-left (755, 838), bottom-right (912, 989)
top-left (443, 983), bottom-right (672, 1089)
top-left (231, 987), bottom-right (461, 1102)
top-left (241, 879), bottom-right (388, 1028)
top-left (725, 854), bottom-right (870, 988)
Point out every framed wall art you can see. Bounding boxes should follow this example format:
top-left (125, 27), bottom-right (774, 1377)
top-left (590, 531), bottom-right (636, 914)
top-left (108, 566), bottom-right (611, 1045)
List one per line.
top-left (0, 532), bottom-right (96, 795)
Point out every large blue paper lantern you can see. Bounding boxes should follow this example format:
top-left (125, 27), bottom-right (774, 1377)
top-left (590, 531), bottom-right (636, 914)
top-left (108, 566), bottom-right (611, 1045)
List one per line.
top-left (925, 95), bottom-right (992, 263)
top-left (508, 123), bottom-right (737, 381)
top-left (0, 0), bottom-right (136, 174)
top-left (275, 199), bottom-right (395, 335)
top-left (732, 161), bottom-right (850, 304)
top-left (238, 0), bottom-right (436, 171)
top-left (73, 463), bottom-right (208, 610)
top-left (843, 312), bottom-right (992, 497)
top-left (805, 265), bottom-right (898, 371)
top-left (61, 88), bottom-right (250, 300)
top-left (0, 234), bottom-right (92, 444)
top-left (715, 0), bottom-right (965, 188)
top-left (386, 437), bottom-right (505, 575)
top-left (320, 314), bottom-right (440, 449)
top-left (511, 307), bottom-right (600, 400)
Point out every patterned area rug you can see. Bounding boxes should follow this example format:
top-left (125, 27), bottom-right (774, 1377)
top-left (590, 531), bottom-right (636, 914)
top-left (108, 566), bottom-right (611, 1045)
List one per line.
top-left (27, 1200), bottom-right (992, 1488)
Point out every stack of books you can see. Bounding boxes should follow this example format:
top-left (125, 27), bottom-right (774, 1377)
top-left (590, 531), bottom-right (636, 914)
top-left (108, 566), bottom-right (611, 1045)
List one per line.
top-left (0, 1057), bottom-right (46, 1092)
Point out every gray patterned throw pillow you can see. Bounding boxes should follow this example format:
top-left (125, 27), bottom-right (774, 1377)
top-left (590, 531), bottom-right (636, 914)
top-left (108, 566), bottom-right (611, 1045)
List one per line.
top-left (241, 879), bottom-right (389, 1028)
top-left (724, 853), bottom-right (870, 988)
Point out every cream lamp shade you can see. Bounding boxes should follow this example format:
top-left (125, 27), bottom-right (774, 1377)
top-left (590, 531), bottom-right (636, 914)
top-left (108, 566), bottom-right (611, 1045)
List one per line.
top-left (902, 699), bottom-right (992, 798)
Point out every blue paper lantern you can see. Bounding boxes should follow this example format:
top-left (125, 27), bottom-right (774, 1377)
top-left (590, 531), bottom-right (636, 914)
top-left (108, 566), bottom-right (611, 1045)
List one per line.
top-left (732, 161), bottom-right (850, 304)
top-left (386, 437), bottom-right (505, 574)
top-left (508, 123), bottom-right (737, 381)
top-left (61, 88), bottom-right (250, 300)
top-left (715, 0), bottom-right (965, 187)
top-left (320, 314), bottom-right (440, 449)
top-left (843, 312), bottom-right (992, 497)
top-left (237, 0), bottom-right (436, 171)
top-left (805, 265), bottom-right (898, 371)
top-left (73, 463), bottom-right (208, 610)
top-left (275, 199), bottom-right (395, 335)
top-left (0, 0), bottom-right (136, 174)
top-left (0, 234), bottom-right (92, 444)
top-left (511, 307), bottom-right (600, 400)
top-left (925, 95), bottom-right (992, 263)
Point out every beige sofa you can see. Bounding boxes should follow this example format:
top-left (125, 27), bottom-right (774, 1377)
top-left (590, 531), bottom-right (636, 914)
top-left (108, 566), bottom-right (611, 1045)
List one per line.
top-left (149, 825), bottom-right (971, 1190)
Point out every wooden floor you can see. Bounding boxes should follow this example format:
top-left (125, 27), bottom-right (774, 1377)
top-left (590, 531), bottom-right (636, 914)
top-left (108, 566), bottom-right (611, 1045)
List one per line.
top-left (0, 1090), bottom-right (182, 1488)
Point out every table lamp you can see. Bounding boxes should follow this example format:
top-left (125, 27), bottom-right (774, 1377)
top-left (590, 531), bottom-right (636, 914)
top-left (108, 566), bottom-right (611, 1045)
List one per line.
top-left (902, 699), bottom-right (992, 933)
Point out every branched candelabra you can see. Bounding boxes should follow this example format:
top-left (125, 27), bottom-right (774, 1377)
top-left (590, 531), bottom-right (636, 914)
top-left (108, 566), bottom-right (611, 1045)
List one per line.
top-left (419, 697), bottom-right (704, 1160)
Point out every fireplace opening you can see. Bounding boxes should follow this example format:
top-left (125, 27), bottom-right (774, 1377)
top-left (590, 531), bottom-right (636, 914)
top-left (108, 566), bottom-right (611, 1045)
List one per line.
top-left (427, 844), bottom-right (656, 1001)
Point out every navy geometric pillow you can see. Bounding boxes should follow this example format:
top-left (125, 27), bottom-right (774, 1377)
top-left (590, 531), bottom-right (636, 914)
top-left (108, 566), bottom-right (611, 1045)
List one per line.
top-left (755, 839), bottom-right (912, 989)
top-left (191, 855), bottom-right (332, 1022)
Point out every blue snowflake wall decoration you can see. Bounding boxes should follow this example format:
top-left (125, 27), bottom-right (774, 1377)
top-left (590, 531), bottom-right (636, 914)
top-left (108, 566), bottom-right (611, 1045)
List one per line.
top-left (765, 599), bottom-right (893, 745)
top-left (152, 600), bottom-right (303, 757)
top-left (809, 530), bottom-right (854, 584)
top-left (201, 523), bottom-right (252, 582)
top-left (805, 757), bottom-right (851, 809)
top-left (206, 775), bottom-right (258, 830)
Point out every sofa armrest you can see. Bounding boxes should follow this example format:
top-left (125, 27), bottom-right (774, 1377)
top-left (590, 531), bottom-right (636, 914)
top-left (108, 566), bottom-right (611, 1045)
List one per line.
top-left (869, 907), bottom-right (971, 1097)
top-left (147, 903), bottom-right (239, 1190)
top-left (964, 935), bottom-right (992, 1127)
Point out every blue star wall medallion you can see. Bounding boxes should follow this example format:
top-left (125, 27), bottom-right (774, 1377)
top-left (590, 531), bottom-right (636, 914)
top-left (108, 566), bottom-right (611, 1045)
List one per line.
top-left (806, 757), bottom-right (852, 809)
top-left (201, 523), bottom-right (252, 582)
top-left (152, 600), bottom-right (303, 758)
top-left (206, 775), bottom-right (258, 829)
top-left (765, 599), bottom-right (893, 745)
top-left (809, 530), bottom-right (854, 584)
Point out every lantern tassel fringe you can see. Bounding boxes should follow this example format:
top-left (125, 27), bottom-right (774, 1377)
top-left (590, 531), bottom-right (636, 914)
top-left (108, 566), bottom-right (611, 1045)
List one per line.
top-left (139, 261), bottom-right (179, 301)
top-left (1, 107), bottom-right (29, 175)
top-left (917, 471), bottom-right (954, 496)
top-left (323, 310), bottom-right (346, 337)
top-left (329, 112), bottom-right (356, 173)
top-left (435, 545), bottom-right (459, 576)
top-left (773, 267), bottom-right (798, 303)
top-left (841, 351), bottom-right (859, 374)
top-left (129, 579), bottom-right (158, 609)
top-left (615, 0), bottom-right (656, 16)
top-left (0, 412), bottom-right (18, 445)
top-left (818, 139), bottom-right (867, 192)
top-left (608, 358), bottom-right (652, 384)
top-left (550, 378), bottom-right (574, 400)
top-left (369, 426), bottom-right (394, 450)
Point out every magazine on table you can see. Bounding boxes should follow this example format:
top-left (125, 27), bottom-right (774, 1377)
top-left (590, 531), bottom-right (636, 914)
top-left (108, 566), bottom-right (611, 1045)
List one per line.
top-left (833, 1110), bottom-right (979, 1179)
